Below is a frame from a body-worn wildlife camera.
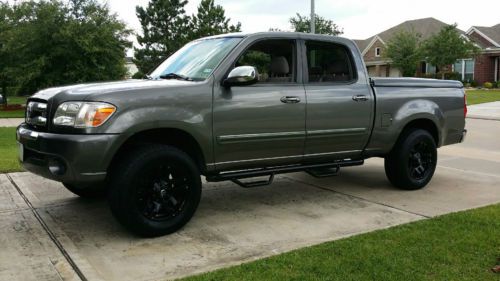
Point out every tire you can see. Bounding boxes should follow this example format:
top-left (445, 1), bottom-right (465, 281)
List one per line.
top-left (108, 144), bottom-right (202, 237)
top-left (384, 129), bottom-right (437, 190)
top-left (63, 182), bottom-right (106, 198)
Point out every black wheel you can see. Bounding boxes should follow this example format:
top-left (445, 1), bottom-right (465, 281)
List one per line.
top-left (108, 145), bottom-right (202, 237)
top-left (63, 182), bottom-right (106, 198)
top-left (384, 129), bottom-right (437, 190)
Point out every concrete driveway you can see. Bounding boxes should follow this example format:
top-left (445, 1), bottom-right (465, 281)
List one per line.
top-left (1, 118), bottom-right (500, 281)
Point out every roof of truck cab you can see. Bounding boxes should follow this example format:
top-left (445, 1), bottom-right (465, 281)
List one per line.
top-left (198, 32), bottom-right (356, 46)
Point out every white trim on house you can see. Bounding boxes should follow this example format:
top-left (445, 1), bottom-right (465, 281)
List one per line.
top-left (375, 47), bottom-right (381, 57)
top-left (361, 35), bottom-right (386, 56)
top-left (466, 27), bottom-right (500, 47)
top-left (495, 57), bottom-right (499, 82)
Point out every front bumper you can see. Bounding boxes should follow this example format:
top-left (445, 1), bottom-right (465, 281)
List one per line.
top-left (16, 124), bottom-right (120, 184)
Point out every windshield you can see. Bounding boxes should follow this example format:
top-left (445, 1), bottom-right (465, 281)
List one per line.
top-left (149, 37), bottom-right (242, 81)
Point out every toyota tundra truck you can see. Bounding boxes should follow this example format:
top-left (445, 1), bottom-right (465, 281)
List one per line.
top-left (16, 32), bottom-right (467, 237)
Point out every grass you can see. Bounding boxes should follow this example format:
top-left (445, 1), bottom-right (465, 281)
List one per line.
top-left (0, 96), bottom-right (28, 118)
top-left (0, 110), bottom-right (24, 118)
top-left (6, 96), bottom-right (28, 105)
top-left (183, 204), bottom-right (500, 281)
top-left (0, 127), bottom-right (23, 173)
top-left (466, 89), bottom-right (500, 105)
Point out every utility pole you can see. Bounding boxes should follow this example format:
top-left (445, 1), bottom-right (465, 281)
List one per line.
top-left (310, 0), bottom-right (315, 34)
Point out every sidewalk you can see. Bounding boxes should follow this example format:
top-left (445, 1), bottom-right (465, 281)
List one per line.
top-left (467, 101), bottom-right (500, 121)
top-left (0, 118), bottom-right (23, 127)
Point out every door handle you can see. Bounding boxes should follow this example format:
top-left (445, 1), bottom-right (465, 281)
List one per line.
top-left (280, 96), bottom-right (301, 103)
top-left (352, 95), bottom-right (369, 102)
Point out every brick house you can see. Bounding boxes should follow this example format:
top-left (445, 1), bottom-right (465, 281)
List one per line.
top-left (354, 18), bottom-right (500, 85)
top-left (465, 24), bottom-right (500, 85)
top-left (354, 18), bottom-right (457, 77)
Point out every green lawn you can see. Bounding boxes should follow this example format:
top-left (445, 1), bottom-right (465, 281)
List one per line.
top-left (0, 95), bottom-right (28, 118)
top-left (184, 204), bottom-right (500, 281)
top-left (0, 110), bottom-right (24, 118)
top-left (466, 89), bottom-right (500, 105)
top-left (6, 96), bottom-right (29, 105)
top-left (0, 127), bottom-right (23, 173)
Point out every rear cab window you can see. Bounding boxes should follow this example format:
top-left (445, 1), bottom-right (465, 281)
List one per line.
top-left (306, 41), bottom-right (356, 83)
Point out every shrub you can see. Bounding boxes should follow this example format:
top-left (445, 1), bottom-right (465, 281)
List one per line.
top-left (444, 72), bottom-right (461, 81)
top-left (470, 80), bottom-right (478, 87)
top-left (483, 82), bottom-right (493, 89)
top-left (132, 71), bottom-right (145, 79)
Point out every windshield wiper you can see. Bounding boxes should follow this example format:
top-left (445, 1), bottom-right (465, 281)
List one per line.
top-left (159, 73), bottom-right (193, 81)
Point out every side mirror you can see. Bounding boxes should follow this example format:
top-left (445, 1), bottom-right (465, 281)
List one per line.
top-left (223, 66), bottom-right (258, 87)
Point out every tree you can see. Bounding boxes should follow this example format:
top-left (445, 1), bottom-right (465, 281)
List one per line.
top-left (289, 13), bottom-right (343, 36)
top-left (422, 24), bottom-right (480, 79)
top-left (385, 30), bottom-right (422, 77)
top-left (134, 0), bottom-right (241, 74)
top-left (189, 0), bottom-right (241, 40)
top-left (0, 0), bottom-right (131, 100)
top-left (134, 0), bottom-right (190, 74)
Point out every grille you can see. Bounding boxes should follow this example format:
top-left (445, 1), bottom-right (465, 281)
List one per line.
top-left (26, 101), bottom-right (48, 128)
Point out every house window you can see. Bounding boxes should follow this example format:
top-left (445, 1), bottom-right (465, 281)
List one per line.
top-left (375, 47), bottom-right (381, 57)
top-left (453, 59), bottom-right (475, 82)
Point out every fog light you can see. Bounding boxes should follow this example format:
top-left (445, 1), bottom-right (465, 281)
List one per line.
top-left (48, 158), bottom-right (66, 176)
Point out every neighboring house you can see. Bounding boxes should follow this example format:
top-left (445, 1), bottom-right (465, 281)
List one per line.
top-left (465, 24), bottom-right (500, 84)
top-left (125, 57), bottom-right (139, 78)
top-left (354, 18), bottom-right (458, 78)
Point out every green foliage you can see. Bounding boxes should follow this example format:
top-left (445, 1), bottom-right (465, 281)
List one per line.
top-left (134, 0), bottom-right (190, 74)
top-left (483, 82), bottom-right (493, 89)
top-left (132, 71), bottom-right (145, 79)
top-left (134, 0), bottom-right (241, 74)
top-left (290, 13), bottom-right (343, 36)
top-left (422, 24), bottom-right (480, 79)
top-left (0, 0), bottom-right (131, 101)
top-left (385, 30), bottom-right (422, 77)
top-left (189, 0), bottom-right (241, 39)
top-left (237, 50), bottom-right (270, 75)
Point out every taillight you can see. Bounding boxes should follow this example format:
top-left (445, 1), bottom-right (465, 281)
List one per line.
top-left (464, 93), bottom-right (467, 118)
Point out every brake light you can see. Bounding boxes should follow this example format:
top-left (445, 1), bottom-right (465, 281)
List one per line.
top-left (464, 93), bottom-right (467, 118)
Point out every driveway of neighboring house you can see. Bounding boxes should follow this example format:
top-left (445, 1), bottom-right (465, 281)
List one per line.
top-left (1, 116), bottom-right (500, 281)
top-left (467, 101), bottom-right (500, 120)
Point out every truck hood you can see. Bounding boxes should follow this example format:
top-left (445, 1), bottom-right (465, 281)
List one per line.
top-left (31, 79), bottom-right (196, 101)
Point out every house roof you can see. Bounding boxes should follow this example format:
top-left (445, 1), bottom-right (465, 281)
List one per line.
top-left (354, 17), bottom-right (463, 53)
top-left (468, 24), bottom-right (500, 47)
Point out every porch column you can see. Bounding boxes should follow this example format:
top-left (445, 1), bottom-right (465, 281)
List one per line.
top-left (495, 57), bottom-right (499, 82)
top-left (375, 65), bottom-right (380, 76)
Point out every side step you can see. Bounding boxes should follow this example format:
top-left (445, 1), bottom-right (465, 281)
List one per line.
top-left (206, 159), bottom-right (364, 187)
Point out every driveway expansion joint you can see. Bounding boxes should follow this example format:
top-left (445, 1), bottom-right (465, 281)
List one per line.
top-left (283, 175), bottom-right (432, 219)
top-left (6, 174), bottom-right (87, 281)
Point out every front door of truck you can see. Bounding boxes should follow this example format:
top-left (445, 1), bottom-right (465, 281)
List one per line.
top-left (213, 39), bottom-right (306, 170)
top-left (303, 40), bottom-right (373, 162)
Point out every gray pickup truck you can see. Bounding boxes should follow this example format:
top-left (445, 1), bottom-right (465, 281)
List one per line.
top-left (17, 32), bottom-right (466, 236)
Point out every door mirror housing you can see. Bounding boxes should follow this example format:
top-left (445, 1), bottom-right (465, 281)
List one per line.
top-left (223, 66), bottom-right (258, 87)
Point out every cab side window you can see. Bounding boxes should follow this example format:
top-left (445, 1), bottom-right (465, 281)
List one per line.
top-left (236, 39), bottom-right (296, 83)
top-left (306, 41), bottom-right (355, 83)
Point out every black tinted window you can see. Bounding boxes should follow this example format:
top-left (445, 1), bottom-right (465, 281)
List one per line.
top-left (306, 41), bottom-right (355, 83)
top-left (236, 40), bottom-right (296, 83)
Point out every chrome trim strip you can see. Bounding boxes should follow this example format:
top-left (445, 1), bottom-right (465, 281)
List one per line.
top-left (307, 128), bottom-right (366, 137)
top-left (214, 150), bottom-right (360, 166)
top-left (217, 131), bottom-right (305, 144)
top-left (80, 172), bottom-right (107, 176)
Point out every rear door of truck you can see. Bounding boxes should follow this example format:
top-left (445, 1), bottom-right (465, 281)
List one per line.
top-left (302, 39), bottom-right (374, 162)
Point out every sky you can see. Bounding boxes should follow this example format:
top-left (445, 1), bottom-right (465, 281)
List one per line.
top-left (108, 0), bottom-right (500, 42)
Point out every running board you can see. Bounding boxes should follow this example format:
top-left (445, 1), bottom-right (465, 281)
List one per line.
top-left (206, 159), bottom-right (364, 186)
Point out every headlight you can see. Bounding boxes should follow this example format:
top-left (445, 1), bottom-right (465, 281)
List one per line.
top-left (53, 102), bottom-right (116, 128)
